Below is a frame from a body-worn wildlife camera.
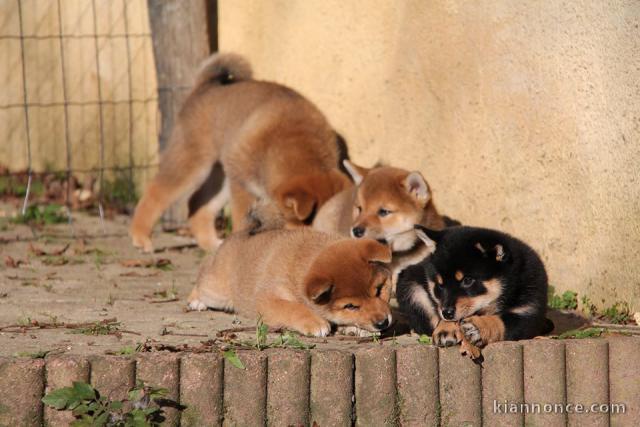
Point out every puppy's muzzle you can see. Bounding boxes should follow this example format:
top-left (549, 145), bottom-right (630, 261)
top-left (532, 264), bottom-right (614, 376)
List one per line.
top-left (374, 314), bottom-right (392, 331)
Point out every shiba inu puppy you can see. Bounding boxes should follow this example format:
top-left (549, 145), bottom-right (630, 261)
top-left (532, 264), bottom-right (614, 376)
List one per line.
top-left (314, 162), bottom-right (459, 282)
top-left (397, 225), bottom-right (553, 347)
top-left (187, 228), bottom-right (393, 337)
top-left (130, 53), bottom-right (350, 252)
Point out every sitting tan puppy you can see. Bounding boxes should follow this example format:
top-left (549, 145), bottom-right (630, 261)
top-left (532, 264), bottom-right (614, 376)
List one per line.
top-left (314, 161), bottom-right (459, 281)
top-left (130, 53), bottom-right (349, 252)
top-left (187, 228), bottom-right (393, 336)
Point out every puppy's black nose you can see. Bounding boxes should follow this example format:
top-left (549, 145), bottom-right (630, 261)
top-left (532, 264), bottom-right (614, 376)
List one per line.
top-left (442, 308), bottom-right (455, 320)
top-left (352, 226), bottom-right (365, 238)
top-left (375, 318), bottom-right (390, 330)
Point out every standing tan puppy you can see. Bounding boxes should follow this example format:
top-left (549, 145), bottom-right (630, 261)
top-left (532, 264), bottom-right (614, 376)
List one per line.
top-left (314, 162), bottom-right (459, 279)
top-left (188, 228), bottom-right (393, 336)
top-left (130, 53), bottom-right (350, 252)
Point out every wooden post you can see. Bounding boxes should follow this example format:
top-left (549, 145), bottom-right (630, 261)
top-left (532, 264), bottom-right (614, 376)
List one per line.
top-left (147, 0), bottom-right (217, 227)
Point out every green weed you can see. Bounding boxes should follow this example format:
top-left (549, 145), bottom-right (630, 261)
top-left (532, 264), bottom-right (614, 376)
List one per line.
top-left (548, 286), bottom-right (578, 310)
top-left (42, 380), bottom-right (182, 426)
top-left (12, 204), bottom-right (66, 225)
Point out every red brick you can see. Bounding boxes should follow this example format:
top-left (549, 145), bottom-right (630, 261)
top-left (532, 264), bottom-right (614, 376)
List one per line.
top-left (89, 355), bottom-right (135, 401)
top-left (354, 346), bottom-right (397, 427)
top-left (266, 349), bottom-right (310, 426)
top-left (566, 339), bottom-right (609, 427)
top-left (180, 353), bottom-right (223, 427)
top-left (523, 339), bottom-right (567, 427)
top-left (608, 336), bottom-right (640, 427)
top-left (223, 350), bottom-right (267, 426)
top-left (44, 355), bottom-right (90, 427)
top-left (482, 341), bottom-right (524, 427)
top-left (396, 345), bottom-right (439, 426)
top-left (0, 357), bottom-right (45, 427)
top-left (136, 353), bottom-right (181, 427)
top-left (438, 346), bottom-right (481, 426)
top-left (310, 350), bottom-right (353, 427)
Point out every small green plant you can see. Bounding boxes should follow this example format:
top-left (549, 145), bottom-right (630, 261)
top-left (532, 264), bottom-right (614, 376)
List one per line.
top-left (71, 320), bottom-right (121, 336)
top-left (271, 331), bottom-right (315, 350)
top-left (255, 319), bottom-right (269, 350)
top-left (548, 286), bottom-right (578, 310)
top-left (556, 327), bottom-right (604, 339)
top-left (417, 334), bottom-right (432, 345)
top-left (602, 301), bottom-right (631, 324)
top-left (113, 344), bottom-right (144, 356)
top-left (106, 294), bottom-right (116, 306)
top-left (42, 380), bottom-right (182, 426)
top-left (14, 349), bottom-right (50, 359)
top-left (102, 172), bottom-right (138, 212)
top-left (12, 204), bottom-right (67, 225)
top-left (222, 349), bottom-right (245, 369)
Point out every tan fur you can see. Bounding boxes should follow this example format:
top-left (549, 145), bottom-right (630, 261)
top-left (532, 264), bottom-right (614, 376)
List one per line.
top-left (315, 166), bottom-right (447, 242)
top-left (313, 164), bottom-right (450, 289)
top-left (130, 53), bottom-right (349, 252)
top-left (432, 320), bottom-right (463, 347)
top-left (461, 315), bottom-right (506, 346)
top-left (187, 228), bottom-right (393, 336)
top-left (454, 278), bottom-right (503, 320)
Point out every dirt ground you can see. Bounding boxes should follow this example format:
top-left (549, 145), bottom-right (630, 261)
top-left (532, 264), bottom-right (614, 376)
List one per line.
top-left (0, 207), bottom-right (431, 357)
top-left (2, 205), bottom-right (627, 358)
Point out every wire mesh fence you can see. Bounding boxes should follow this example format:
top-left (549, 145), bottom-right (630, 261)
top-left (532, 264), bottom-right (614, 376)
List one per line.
top-left (1, 0), bottom-right (161, 235)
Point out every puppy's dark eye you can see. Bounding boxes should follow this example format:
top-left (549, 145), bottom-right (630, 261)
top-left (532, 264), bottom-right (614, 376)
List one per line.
top-left (378, 208), bottom-right (392, 217)
top-left (375, 283), bottom-right (385, 297)
top-left (461, 277), bottom-right (475, 288)
top-left (343, 303), bottom-right (360, 311)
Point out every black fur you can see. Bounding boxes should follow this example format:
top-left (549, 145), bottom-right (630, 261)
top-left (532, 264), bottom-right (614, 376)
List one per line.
top-left (397, 225), bottom-right (552, 341)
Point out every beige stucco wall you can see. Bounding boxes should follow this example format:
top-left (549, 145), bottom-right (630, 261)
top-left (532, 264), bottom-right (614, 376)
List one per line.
top-left (219, 0), bottom-right (640, 311)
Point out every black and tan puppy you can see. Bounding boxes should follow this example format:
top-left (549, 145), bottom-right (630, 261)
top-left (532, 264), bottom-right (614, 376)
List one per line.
top-left (130, 53), bottom-right (350, 252)
top-left (397, 225), bottom-right (553, 347)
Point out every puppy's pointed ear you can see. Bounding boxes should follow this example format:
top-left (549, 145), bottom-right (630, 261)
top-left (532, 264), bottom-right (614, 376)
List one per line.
top-left (283, 191), bottom-right (316, 221)
top-left (404, 172), bottom-right (430, 205)
top-left (358, 239), bottom-right (392, 263)
top-left (414, 225), bottom-right (437, 251)
top-left (492, 244), bottom-right (509, 262)
top-left (305, 275), bottom-right (334, 305)
top-left (414, 224), bottom-right (444, 244)
top-left (343, 160), bottom-right (370, 185)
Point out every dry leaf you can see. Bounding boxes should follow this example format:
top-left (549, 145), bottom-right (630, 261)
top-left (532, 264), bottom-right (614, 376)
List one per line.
top-left (28, 243), bottom-right (69, 256)
top-left (4, 255), bottom-right (25, 268)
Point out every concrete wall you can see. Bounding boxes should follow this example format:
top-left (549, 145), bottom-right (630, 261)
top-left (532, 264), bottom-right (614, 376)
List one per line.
top-left (218, 0), bottom-right (640, 311)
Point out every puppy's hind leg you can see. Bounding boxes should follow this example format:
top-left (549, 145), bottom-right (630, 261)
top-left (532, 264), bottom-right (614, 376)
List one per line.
top-left (188, 170), bottom-right (230, 250)
top-left (130, 130), bottom-right (216, 252)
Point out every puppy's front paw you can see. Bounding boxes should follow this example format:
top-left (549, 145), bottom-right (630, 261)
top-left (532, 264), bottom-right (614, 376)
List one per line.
top-left (187, 299), bottom-right (208, 311)
top-left (460, 315), bottom-right (505, 347)
top-left (298, 318), bottom-right (331, 337)
top-left (460, 318), bottom-right (482, 346)
top-left (432, 321), bottom-right (462, 347)
top-left (335, 325), bottom-right (378, 338)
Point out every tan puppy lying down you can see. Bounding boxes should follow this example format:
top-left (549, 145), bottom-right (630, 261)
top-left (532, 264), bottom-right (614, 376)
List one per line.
top-left (187, 228), bottom-right (393, 337)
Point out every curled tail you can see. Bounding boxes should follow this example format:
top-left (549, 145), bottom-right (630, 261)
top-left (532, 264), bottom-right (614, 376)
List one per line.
top-left (194, 52), bottom-right (253, 87)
